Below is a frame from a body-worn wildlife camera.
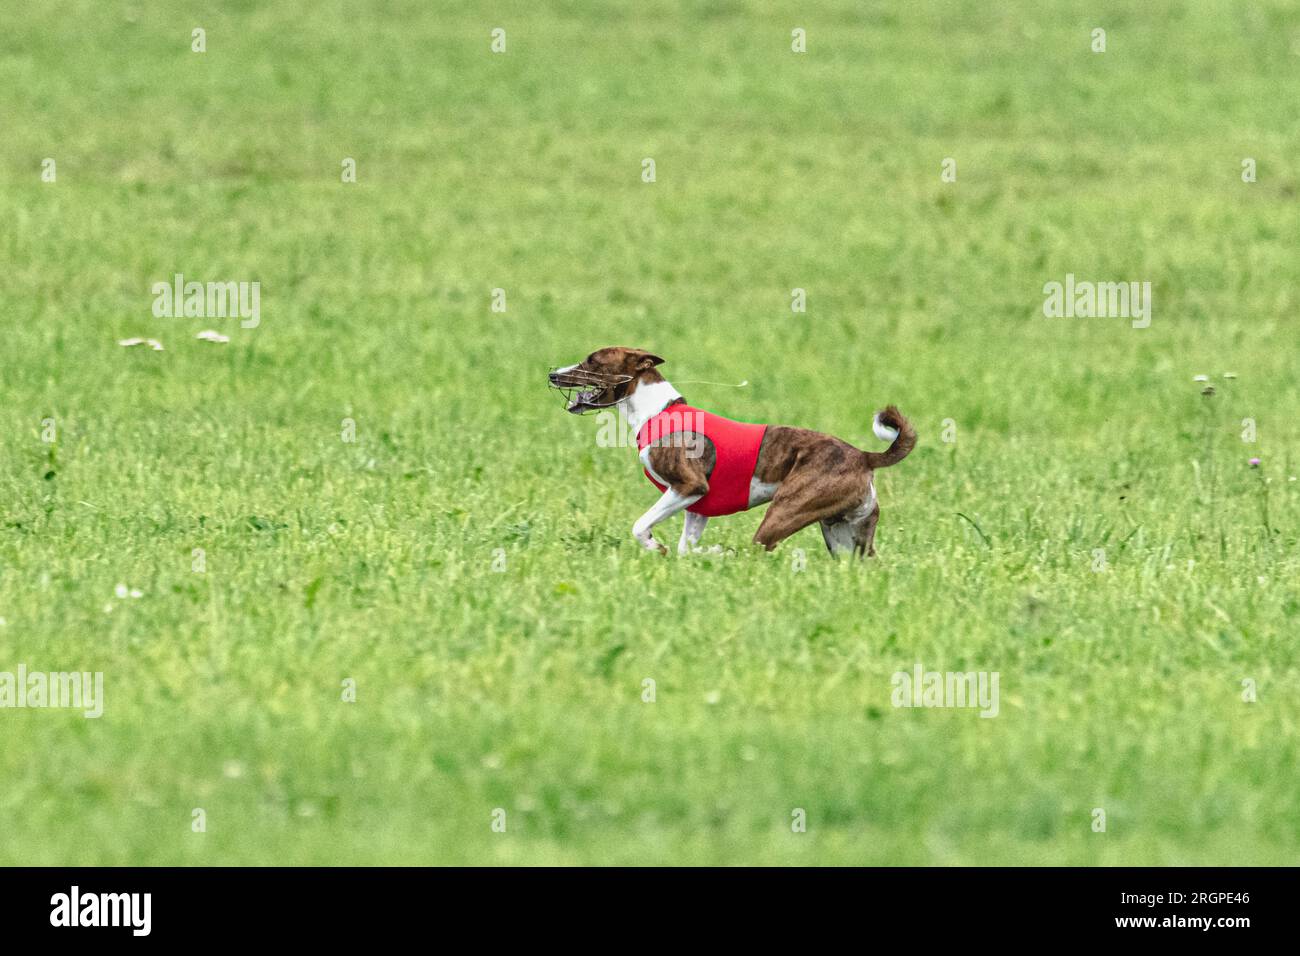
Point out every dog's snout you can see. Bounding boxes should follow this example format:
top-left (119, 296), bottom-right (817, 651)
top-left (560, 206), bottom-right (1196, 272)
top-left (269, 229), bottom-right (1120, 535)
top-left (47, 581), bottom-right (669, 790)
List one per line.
top-left (549, 363), bottom-right (583, 387)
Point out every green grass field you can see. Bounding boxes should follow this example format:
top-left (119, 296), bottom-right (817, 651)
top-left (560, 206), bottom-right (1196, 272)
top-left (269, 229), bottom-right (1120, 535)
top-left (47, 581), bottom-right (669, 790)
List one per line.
top-left (1, 0), bottom-right (1298, 865)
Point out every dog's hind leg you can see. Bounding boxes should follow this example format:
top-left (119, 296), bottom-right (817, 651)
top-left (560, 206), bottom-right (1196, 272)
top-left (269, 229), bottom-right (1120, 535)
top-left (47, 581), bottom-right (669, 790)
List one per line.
top-left (853, 505), bottom-right (880, 557)
top-left (753, 484), bottom-right (847, 552)
top-left (633, 488), bottom-right (701, 554)
top-left (754, 448), bottom-right (871, 553)
top-left (678, 511), bottom-right (709, 556)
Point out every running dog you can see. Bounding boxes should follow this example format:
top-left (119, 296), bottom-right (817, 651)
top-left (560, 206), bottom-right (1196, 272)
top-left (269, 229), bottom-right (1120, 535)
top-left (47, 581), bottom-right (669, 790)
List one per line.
top-left (548, 347), bottom-right (915, 556)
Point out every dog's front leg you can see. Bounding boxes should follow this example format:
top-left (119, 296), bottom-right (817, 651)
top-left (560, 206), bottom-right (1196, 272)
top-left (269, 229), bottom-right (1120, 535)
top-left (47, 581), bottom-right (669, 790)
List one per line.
top-left (633, 489), bottom-right (701, 554)
top-left (678, 511), bottom-right (708, 555)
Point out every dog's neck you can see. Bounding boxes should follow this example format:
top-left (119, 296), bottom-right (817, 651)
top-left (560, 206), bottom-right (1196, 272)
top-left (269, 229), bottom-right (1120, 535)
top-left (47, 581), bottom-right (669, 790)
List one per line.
top-left (621, 379), bottom-right (683, 434)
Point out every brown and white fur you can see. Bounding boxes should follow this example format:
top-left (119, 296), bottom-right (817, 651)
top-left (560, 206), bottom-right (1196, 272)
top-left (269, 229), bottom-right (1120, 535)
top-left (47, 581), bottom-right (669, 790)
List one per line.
top-left (549, 347), bottom-right (915, 557)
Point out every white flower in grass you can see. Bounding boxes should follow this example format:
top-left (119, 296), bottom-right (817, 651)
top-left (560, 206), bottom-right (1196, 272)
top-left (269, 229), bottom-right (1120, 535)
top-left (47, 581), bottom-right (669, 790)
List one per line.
top-left (118, 337), bottom-right (164, 350)
top-left (1192, 374), bottom-right (1209, 382)
top-left (196, 330), bottom-right (230, 343)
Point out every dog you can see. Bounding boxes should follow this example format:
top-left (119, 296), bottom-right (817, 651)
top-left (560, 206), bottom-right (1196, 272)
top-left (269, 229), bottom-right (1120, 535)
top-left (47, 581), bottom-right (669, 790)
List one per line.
top-left (548, 347), bottom-right (915, 557)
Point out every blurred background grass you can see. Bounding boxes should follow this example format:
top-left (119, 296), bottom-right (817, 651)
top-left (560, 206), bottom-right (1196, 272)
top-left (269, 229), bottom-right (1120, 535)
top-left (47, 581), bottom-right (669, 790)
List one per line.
top-left (0, 1), bottom-right (1297, 864)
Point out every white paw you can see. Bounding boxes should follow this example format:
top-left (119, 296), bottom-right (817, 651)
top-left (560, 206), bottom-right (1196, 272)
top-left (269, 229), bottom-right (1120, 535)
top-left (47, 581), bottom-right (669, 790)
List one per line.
top-left (635, 532), bottom-right (666, 554)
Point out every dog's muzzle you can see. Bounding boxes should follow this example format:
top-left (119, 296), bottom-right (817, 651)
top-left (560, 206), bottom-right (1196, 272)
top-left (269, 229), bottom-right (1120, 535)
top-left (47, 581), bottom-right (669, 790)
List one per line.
top-left (548, 366), bottom-right (633, 414)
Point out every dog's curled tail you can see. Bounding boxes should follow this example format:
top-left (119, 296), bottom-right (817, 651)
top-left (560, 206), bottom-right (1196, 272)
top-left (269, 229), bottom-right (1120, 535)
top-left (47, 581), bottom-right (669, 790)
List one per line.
top-left (864, 405), bottom-right (916, 469)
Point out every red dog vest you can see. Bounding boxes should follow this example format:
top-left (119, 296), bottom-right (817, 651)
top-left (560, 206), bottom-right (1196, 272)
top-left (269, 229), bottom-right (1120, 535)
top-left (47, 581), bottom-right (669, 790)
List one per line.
top-left (636, 404), bottom-right (767, 517)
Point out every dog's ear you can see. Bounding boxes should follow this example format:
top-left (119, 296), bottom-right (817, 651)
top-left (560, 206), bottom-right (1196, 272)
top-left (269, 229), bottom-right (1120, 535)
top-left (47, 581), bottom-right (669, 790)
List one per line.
top-left (636, 352), bottom-right (665, 370)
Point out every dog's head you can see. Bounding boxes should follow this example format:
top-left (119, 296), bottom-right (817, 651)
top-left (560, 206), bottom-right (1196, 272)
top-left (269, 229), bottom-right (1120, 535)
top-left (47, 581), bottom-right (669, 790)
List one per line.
top-left (548, 347), bottom-right (665, 414)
